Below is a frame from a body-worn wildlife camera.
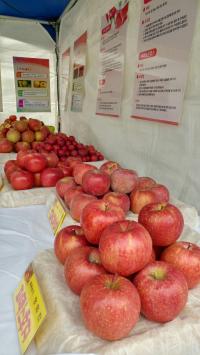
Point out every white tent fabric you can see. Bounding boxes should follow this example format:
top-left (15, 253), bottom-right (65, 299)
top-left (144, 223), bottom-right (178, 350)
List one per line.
top-left (0, 20), bottom-right (57, 127)
top-left (59, 0), bottom-right (200, 213)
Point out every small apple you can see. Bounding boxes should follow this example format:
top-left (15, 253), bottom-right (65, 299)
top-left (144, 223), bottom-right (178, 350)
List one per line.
top-left (28, 118), bottom-right (42, 131)
top-left (40, 167), bottom-right (64, 187)
top-left (6, 128), bottom-right (21, 143)
top-left (54, 225), bottom-right (88, 264)
top-left (21, 130), bottom-right (35, 143)
top-left (70, 193), bottom-right (97, 222)
top-left (130, 184), bottom-right (169, 214)
top-left (161, 242), bottom-right (200, 289)
top-left (80, 274), bottom-right (141, 340)
top-left (103, 191), bottom-right (130, 214)
top-left (82, 169), bottom-right (110, 196)
top-left (0, 138), bottom-right (13, 153)
top-left (138, 202), bottom-right (184, 246)
top-left (64, 246), bottom-right (106, 295)
top-left (100, 161), bottom-right (121, 176)
top-left (14, 141), bottom-right (31, 152)
top-left (63, 186), bottom-right (83, 208)
top-left (81, 200), bottom-right (125, 245)
top-left (99, 220), bottom-right (152, 276)
top-left (14, 120), bottom-right (28, 132)
top-left (42, 152), bottom-right (59, 168)
top-left (56, 176), bottom-right (76, 199)
top-left (73, 163), bottom-right (97, 185)
top-left (133, 261), bottom-right (188, 323)
top-left (111, 168), bottom-right (138, 194)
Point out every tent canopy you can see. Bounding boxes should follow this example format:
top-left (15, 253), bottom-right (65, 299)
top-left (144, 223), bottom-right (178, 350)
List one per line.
top-left (0, 0), bottom-right (70, 21)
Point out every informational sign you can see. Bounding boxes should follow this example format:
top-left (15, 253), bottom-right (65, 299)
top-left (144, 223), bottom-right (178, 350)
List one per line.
top-left (60, 48), bottom-right (71, 112)
top-left (48, 197), bottom-right (66, 235)
top-left (13, 57), bottom-right (51, 112)
top-left (71, 32), bottom-right (87, 112)
top-left (132, 0), bottom-right (197, 125)
top-left (96, 1), bottom-right (129, 117)
top-left (13, 264), bottom-right (47, 354)
top-left (0, 65), bottom-right (3, 112)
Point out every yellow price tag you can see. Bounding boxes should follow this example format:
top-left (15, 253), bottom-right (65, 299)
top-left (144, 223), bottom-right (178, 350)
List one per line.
top-left (48, 197), bottom-right (66, 235)
top-left (13, 265), bottom-right (47, 354)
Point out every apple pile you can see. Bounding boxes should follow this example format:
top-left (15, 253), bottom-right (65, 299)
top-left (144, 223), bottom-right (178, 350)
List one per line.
top-left (0, 115), bottom-right (104, 162)
top-left (53, 160), bottom-right (200, 341)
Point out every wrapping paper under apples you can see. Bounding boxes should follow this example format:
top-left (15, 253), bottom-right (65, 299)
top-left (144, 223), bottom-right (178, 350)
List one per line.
top-left (32, 160), bottom-right (200, 354)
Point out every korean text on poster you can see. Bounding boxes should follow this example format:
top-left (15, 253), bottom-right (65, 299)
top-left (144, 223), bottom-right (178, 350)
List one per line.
top-left (71, 32), bottom-right (87, 112)
top-left (96, 1), bottom-right (129, 117)
top-left (131, 0), bottom-right (197, 125)
top-left (13, 57), bottom-right (51, 112)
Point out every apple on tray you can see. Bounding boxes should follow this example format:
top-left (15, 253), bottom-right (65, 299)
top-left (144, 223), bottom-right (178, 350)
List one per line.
top-left (64, 246), bottom-right (106, 295)
top-left (100, 160), bottom-right (121, 176)
top-left (82, 169), bottom-right (110, 196)
top-left (81, 200), bottom-right (125, 245)
top-left (138, 202), bottom-right (184, 246)
top-left (133, 261), bottom-right (188, 323)
top-left (110, 168), bottom-right (138, 194)
top-left (80, 274), bottom-right (141, 340)
top-left (70, 193), bottom-right (97, 222)
top-left (54, 225), bottom-right (89, 265)
top-left (130, 183), bottom-right (169, 214)
top-left (56, 176), bottom-right (76, 199)
top-left (99, 220), bottom-right (152, 276)
top-left (40, 167), bottom-right (64, 187)
top-left (63, 186), bottom-right (83, 208)
top-left (161, 241), bottom-right (200, 289)
top-left (103, 191), bottom-right (130, 214)
top-left (73, 162), bottom-right (97, 185)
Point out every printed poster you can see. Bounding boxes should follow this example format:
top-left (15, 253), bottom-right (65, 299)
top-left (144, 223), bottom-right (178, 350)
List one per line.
top-left (71, 32), bottom-right (87, 112)
top-left (131, 0), bottom-right (197, 125)
top-left (0, 66), bottom-right (3, 112)
top-left (96, 1), bottom-right (129, 117)
top-left (13, 57), bottom-right (51, 112)
top-left (60, 48), bottom-right (71, 112)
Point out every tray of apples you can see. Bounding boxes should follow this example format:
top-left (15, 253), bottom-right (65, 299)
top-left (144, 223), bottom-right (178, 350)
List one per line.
top-left (32, 160), bottom-right (200, 354)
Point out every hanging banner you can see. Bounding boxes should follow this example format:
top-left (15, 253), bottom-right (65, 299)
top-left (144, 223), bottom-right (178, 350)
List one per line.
top-left (96, 1), bottom-right (129, 117)
top-left (71, 32), bottom-right (87, 112)
top-left (60, 48), bottom-right (71, 112)
top-left (131, 0), bottom-right (197, 125)
top-left (13, 57), bottom-right (51, 112)
top-left (0, 65), bottom-right (3, 112)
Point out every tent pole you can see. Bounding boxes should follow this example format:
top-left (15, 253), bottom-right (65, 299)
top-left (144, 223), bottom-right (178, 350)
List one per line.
top-left (0, 15), bottom-right (55, 25)
top-left (55, 22), bottom-right (61, 132)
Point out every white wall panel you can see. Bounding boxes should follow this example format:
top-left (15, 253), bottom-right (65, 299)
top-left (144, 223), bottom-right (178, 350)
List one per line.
top-left (59, 0), bottom-right (200, 212)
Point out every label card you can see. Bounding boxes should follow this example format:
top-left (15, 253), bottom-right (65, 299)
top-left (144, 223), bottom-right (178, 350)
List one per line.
top-left (48, 197), bottom-right (66, 235)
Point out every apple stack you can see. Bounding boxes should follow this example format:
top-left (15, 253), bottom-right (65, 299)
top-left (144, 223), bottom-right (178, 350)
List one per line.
top-left (0, 115), bottom-right (104, 162)
top-left (54, 160), bottom-right (200, 341)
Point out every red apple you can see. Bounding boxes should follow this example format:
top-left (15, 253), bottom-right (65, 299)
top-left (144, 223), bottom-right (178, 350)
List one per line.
top-left (130, 184), bottom-right (169, 214)
top-left (133, 261), bottom-right (188, 323)
top-left (63, 186), bottom-right (83, 208)
top-left (0, 138), bottom-right (13, 153)
top-left (28, 118), bottom-right (42, 131)
top-left (99, 220), bottom-right (152, 276)
top-left (73, 163), bottom-right (97, 185)
top-left (25, 153), bottom-right (47, 173)
top-left (10, 170), bottom-right (34, 190)
top-left (80, 274), bottom-right (141, 340)
top-left (14, 120), bottom-right (28, 132)
top-left (6, 128), bottom-right (21, 143)
top-left (16, 150), bottom-right (35, 168)
top-left (66, 156), bottom-right (82, 169)
top-left (57, 162), bottom-right (73, 177)
top-left (138, 202), bottom-right (183, 246)
top-left (54, 225), bottom-right (88, 264)
top-left (64, 246), bottom-right (106, 295)
top-left (14, 141), bottom-right (31, 152)
top-left (70, 193), bottom-right (97, 222)
top-left (33, 172), bottom-right (42, 187)
top-left (100, 160), bottom-right (121, 175)
top-left (81, 200), bottom-right (125, 245)
top-left (56, 176), bottom-right (76, 199)
top-left (103, 191), bottom-right (130, 214)
top-left (82, 169), bottom-right (110, 196)
top-left (111, 168), bottom-right (138, 194)
top-left (40, 168), bottom-right (64, 187)
top-left (21, 130), bottom-right (35, 143)
top-left (161, 242), bottom-right (200, 289)
top-left (42, 152), bottom-right (59, 168)
top-left (137, 177), bottom-right (156, 189)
